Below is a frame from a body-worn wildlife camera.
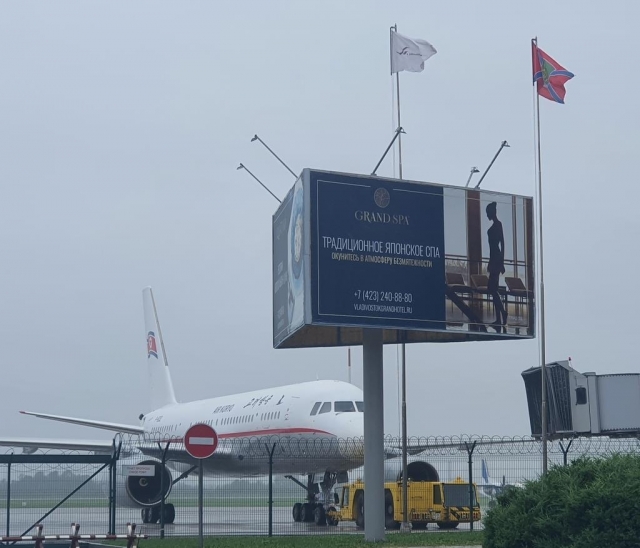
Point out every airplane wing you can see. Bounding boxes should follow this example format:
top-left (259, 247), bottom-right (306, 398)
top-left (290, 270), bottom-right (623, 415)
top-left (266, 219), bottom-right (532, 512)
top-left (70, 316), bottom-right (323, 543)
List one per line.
top-left (20, 411), bottom-right (144, 435)
top-left (0, 437), bottom-right (116, 453)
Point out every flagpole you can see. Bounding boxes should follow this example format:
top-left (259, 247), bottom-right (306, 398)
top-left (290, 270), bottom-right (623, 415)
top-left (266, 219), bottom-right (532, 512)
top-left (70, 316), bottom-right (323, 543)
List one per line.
top-left (391, 23), bottom-right (410, 533)
top-left (532, 37), bottom-right (548, 475)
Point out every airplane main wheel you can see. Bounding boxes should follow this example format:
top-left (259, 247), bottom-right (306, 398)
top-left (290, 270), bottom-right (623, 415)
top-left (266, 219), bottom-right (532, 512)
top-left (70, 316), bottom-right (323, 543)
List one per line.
top-left (150, 505), bottom-right (161, 524)
top-left (314, 505), bottom-right (326, 526)
top-left (355, 492), bottom-right (365, 529)
top-left (163, 503), bottom-right (175, 524)
top-left (292, 503), bottom-right (302, 522)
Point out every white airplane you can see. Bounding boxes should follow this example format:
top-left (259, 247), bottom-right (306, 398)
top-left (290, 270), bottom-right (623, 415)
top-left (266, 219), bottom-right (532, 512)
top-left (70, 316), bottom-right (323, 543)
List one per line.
top-left (478, 458), bottom-right (524, 503)
top-left (0, 288), bottom-right (374, 526)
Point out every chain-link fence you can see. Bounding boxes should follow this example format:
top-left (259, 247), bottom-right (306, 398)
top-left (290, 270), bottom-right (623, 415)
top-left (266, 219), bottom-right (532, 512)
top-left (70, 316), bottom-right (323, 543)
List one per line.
top-left (1, 434), bottom-right (638, 538)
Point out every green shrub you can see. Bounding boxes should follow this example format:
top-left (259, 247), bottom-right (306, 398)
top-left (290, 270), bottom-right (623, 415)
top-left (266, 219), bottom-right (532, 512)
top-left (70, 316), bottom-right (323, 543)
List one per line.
top-left (483, 453), bottom-right (640, 548)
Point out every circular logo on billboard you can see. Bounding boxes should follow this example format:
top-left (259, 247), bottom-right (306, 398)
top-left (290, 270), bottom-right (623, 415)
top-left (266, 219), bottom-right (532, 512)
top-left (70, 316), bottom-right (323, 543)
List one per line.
top-left (374, 188), bottom-right (390, 209)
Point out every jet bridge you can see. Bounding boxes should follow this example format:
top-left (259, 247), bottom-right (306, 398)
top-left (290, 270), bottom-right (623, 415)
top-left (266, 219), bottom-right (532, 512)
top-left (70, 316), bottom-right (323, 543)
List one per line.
top-left (522, 360), bottom-right (640, 439)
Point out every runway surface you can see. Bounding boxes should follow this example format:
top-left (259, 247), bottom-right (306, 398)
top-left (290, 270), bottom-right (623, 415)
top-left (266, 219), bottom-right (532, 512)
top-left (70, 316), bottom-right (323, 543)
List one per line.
top-left (0, 506), bottom-right (483, 537)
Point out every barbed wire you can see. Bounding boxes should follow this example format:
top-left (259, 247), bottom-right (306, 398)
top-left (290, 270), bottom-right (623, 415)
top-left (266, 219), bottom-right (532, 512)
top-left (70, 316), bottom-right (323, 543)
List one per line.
top-left (3, 433), bottom-right (638, 459)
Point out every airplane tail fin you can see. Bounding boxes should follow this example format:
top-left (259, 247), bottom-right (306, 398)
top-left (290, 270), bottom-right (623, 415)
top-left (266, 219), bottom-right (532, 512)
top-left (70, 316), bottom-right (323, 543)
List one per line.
top-left (481, 458), bottom-right (491, 485)
top-left (143, 287), bottom-right (177, 410)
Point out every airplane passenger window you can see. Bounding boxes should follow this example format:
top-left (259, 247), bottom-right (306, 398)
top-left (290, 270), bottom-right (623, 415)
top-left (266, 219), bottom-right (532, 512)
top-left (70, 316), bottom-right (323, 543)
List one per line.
top-left (355, 401), bottom-right (364, 412)
top-left (310, 402), bottom-right (321, 416)
top-left (334, 401), bottom-right (355, 413)
top-left (319, 402), bottom-right (332, 414)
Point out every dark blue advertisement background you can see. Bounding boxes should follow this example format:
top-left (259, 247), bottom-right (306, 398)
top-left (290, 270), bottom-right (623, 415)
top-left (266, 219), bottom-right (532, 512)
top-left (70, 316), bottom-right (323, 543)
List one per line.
top-left (310, 171), bottom-right (446, 330)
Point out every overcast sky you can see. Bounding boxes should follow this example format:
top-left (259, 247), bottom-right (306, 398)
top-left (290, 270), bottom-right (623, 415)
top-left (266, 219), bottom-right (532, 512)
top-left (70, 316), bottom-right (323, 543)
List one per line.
top-left (1, 1), bottom-right (638, 442)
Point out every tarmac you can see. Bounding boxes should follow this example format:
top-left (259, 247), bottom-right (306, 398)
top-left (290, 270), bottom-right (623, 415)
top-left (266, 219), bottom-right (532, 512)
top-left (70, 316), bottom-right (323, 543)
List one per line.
top-left (1, 505), bottom-right (483, 538)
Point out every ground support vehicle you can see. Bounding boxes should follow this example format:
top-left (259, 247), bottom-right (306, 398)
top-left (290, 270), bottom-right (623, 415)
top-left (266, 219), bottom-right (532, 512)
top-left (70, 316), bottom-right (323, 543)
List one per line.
top-left (325, 478), bottom-right (481, 530)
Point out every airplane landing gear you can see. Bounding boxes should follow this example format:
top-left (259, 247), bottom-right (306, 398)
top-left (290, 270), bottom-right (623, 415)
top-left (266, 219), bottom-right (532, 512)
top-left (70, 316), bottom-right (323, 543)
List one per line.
top-left (287, 471), bottom-right (343, 526)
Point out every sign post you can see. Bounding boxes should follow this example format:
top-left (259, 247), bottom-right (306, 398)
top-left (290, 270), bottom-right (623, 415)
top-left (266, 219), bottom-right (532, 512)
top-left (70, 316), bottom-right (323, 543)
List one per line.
top-left (184, 423), bottom-right (218, 548)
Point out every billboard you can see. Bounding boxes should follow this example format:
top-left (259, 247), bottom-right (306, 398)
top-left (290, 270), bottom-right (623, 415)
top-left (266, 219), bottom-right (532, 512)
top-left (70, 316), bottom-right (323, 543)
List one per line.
top-left (273, 169), bottom-right (535, 349)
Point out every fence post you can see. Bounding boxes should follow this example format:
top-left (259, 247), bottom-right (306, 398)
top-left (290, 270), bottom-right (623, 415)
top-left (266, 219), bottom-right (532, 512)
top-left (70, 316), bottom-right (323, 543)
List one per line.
top-left (108, 451), bottom-right (114, 535)
top-left (464, 441), bottom-right (477, 532)
top-left (110, 439), bottom-right (121, 536)
top-left (160, 441), bottom-right (171, 540)
top-left (559, 440), bottom-right (573, 466)
top-left (265, 442), bottom-right (276, 537)
top-left (6, 453), bottom-right (12, 538)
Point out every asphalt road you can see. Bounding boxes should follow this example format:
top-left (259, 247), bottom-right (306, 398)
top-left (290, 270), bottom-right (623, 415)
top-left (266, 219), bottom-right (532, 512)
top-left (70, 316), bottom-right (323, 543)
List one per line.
top-left (1, 506), bottom-right (483, 538)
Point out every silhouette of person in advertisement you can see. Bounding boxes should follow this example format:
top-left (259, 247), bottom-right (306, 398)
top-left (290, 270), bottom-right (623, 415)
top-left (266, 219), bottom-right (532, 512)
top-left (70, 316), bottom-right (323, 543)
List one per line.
top-left (486, 202), bottom-right (507, 332)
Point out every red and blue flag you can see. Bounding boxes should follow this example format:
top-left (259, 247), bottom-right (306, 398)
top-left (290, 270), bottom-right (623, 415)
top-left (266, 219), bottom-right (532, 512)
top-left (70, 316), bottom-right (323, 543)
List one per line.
top-left (532, 42), bottom-right (574, 104)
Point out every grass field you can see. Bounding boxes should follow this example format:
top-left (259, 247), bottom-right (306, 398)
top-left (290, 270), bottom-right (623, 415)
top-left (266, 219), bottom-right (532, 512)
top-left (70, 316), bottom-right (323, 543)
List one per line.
top-left (111, 532), bottom-right (484, 547)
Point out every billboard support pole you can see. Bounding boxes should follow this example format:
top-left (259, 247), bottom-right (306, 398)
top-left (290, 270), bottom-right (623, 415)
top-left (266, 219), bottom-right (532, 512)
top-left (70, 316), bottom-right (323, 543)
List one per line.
top-left (363, 328), bottom-right (385, 542)
top-left (391, 23), bottom-right (410, 534)
top-left (532, 37), bottom-right (548, 475)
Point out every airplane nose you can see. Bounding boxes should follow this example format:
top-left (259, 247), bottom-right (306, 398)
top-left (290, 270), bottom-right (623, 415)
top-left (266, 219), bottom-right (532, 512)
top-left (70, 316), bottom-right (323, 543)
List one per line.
top-left (338, 414), bottom-right (364, 458)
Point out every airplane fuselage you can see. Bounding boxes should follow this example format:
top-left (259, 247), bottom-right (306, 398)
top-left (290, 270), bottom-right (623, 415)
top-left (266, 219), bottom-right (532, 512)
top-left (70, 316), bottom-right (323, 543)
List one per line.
top-left (140, 379), bottom-right (365, 476)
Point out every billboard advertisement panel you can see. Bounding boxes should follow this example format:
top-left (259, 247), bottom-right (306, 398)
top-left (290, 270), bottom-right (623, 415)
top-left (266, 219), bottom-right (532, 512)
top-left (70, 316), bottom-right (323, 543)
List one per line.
top-left (272, 176), bottom-right (306, 346)
top-left (273, 169), bottom-right (535, 349)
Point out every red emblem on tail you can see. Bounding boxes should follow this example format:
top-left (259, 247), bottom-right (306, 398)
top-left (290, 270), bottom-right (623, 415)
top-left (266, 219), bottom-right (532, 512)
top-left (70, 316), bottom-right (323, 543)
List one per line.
top-left (147, 331), bottom-right (158, 358)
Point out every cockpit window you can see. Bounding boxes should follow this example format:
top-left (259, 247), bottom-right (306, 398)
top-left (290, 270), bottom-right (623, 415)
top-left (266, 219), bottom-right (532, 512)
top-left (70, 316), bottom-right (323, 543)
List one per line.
top-left (355, 401), bottom-right (364, 412)
top-left (334, 401), bottom-right (355, 413)
top-left (318, 402), bottom-right (332, 414)
top-left (310, 402), bottom-right (321, 416)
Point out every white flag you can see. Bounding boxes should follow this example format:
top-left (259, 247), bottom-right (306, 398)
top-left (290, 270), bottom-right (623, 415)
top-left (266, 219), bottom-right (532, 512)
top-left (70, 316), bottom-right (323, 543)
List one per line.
top-left (391, 32), bottom-right (437, 74)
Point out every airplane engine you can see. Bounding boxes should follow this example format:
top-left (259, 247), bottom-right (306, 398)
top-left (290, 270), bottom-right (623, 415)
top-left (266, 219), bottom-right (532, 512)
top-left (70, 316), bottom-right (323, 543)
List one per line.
top-left (114, 459), bottom-right (173, 508)
top-left (383, 458), bottom-right (440, 483)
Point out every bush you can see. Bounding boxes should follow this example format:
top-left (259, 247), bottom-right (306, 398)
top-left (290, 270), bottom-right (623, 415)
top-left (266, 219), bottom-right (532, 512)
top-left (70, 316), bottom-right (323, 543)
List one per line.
top-left (483, 453), bottom-right (640, 548)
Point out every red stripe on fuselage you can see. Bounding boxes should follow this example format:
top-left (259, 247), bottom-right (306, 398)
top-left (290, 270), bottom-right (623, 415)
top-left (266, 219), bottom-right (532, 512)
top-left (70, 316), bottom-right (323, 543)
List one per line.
top-left (219, 427), bottom-right (333, 439)
top-left (152, 427), bottom-right (334, 444)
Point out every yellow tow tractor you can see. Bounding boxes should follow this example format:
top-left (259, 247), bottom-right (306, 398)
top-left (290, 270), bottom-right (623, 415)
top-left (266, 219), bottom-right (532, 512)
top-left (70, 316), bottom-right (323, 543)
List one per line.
top-left (325, 477), bottom-right (481, 530)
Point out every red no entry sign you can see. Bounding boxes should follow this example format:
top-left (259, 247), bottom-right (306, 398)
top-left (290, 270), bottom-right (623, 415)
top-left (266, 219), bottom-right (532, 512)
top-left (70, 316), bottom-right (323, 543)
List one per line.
top-left (184, 423), bottom-right (218, 459)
